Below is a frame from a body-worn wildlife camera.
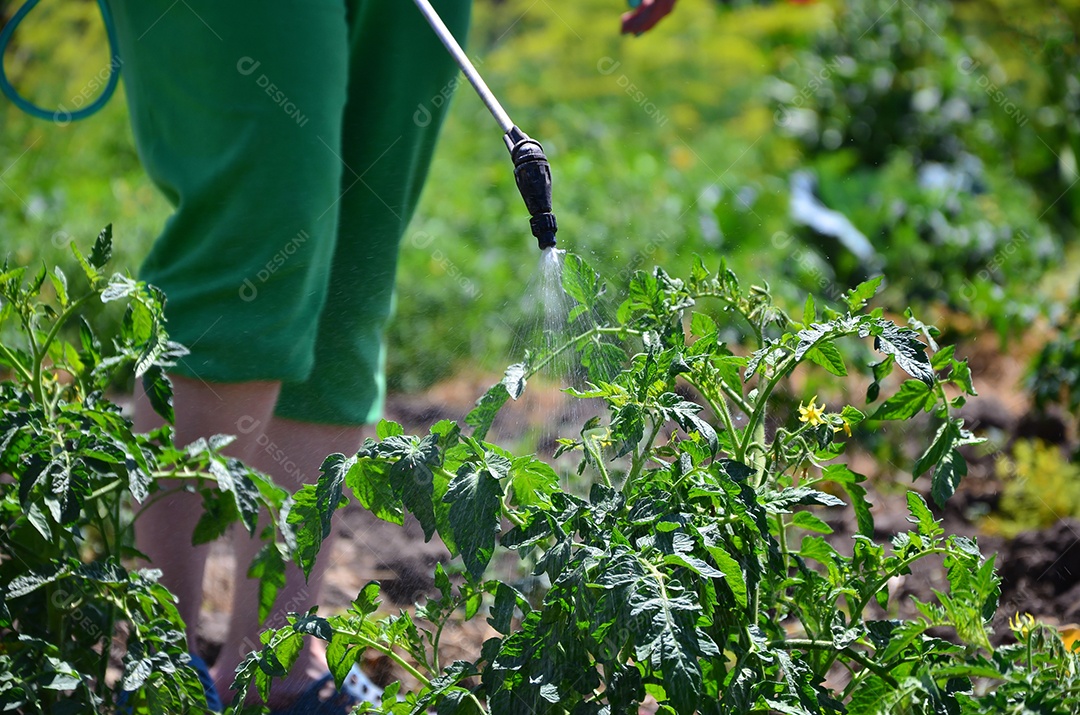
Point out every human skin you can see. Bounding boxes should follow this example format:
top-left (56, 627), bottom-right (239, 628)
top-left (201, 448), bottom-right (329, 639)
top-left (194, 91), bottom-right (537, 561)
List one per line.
top-left (135, 377), bottom-right (363, 709)
top-left (621, 0), bottom-right (678, 34)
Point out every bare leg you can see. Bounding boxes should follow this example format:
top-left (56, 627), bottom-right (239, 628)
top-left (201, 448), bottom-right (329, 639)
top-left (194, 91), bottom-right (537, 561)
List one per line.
top-left (134, 375), bottom-right (281, 648)
top-left (212, 417), bottom-right (366, 708)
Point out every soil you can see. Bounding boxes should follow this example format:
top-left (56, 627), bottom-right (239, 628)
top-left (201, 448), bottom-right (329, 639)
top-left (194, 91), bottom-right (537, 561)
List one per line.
top-left (195, 347), bottom-right (1080, 694)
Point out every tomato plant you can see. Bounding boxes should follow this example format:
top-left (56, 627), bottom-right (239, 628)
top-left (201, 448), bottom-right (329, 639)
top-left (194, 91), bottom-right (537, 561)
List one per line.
top-left (232, 254), bottom-right (1080, 713)
top-left (0, 228), bottom-right (292, 713)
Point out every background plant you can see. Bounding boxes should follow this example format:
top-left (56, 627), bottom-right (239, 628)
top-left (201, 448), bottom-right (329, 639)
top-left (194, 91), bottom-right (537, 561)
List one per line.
top-left (0, 229), bottom-right (293, 713)
top-left (4, 0), bottom-right (1076, 394)
top-left (229, 255), bottom-right (1078, 714)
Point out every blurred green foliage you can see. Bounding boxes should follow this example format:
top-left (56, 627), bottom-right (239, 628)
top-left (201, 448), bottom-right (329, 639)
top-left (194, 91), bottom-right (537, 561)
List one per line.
top-left (1, 0), bottom-right (1077, 394)
top-left (986, 438), bottom-right (1080, 537)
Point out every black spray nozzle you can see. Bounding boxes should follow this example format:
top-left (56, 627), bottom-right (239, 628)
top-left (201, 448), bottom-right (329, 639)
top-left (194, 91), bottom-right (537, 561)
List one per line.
top-left (505, 126), bottom-right (557, 250)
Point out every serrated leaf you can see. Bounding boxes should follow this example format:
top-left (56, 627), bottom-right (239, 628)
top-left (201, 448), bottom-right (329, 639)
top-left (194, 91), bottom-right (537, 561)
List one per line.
top-left (488, 582), bottom-right (530, 635)
top-left (691, 312), bottom-right (716, 337)
top-left (846, 276), bottom-right (883, 311)
top-left (705, 544), bottom-right (747, 608)
top-left (803, 294), bottom-right (816, 326)
top-left (581, 340), bottom-right (625, 384)
top-left (209, 458), bottom-right (260, 535)
top-left (347, 459), bottom-right (403, 525)
top-left (759, 486), bottom-right (844, 513)
top-left (656, 392), bottom-right (717, 454)
top-left (101, 274), bottom-right (138, 303)
top-left (377, 419), bottom-right (404, 439)
top-left (90, 225), bottom-right (113, 268)
top-left (501, 362), bottom-right (527, 400)
top-left (385, 434), bottom-right (441, 541)
top-left (49, 266), bottom-right (68, 306)
top-left (562, 253), bottom-right (604, 311)
top-left (509, 455), bottom-right (559, 509)
top-left (141, 365), bottom-right (174, 424)
top-left (822, 464), bottom-right (874, 537)
top-left (465, 382), bottom-right (509, 441)
top-left (631, 580), bottom-right (715, 715)
top-left (872, 379), bottom-right (931, 420)
top-left (287, 454), bottom-right (352, 578)
top-left (905, 491), bottom-right (941, 537)
top-left (444, 462), bottom-right (503, 580)
top-left (930, 448), bottom-right (967, 507)
top-left (949, 359), bottom-right (976, 396)
top-left (806, 343), bottom-right (847, 376)
top-left (873, 323), bottom-right (933, 386)
top-left (247, 544), bottom-right (287, 625)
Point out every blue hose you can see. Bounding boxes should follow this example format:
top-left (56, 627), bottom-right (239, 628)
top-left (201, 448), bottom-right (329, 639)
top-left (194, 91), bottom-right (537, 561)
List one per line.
top-left (0, 0), bottom-right (121, 122)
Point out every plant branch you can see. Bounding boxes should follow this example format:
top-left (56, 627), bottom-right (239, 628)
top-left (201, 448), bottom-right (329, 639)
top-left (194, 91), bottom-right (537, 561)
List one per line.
top-left (774, 638), bottom-right (899, 688)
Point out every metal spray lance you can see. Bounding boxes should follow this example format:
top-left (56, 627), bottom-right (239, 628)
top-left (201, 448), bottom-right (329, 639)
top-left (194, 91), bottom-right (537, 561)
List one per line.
top-left (411, 0), bottom-right (558, 250)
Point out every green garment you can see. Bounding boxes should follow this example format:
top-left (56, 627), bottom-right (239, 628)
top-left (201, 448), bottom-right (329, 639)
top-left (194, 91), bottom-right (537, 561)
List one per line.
top-left (108, 0), bottom-right (471, 424)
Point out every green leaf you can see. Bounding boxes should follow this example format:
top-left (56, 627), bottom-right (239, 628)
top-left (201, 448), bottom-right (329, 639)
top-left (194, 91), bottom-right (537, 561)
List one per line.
top-left (562, 253), bottom-right (604, 311)
top-left (905, 491), bottom-right (942, 537)
top-left (488, 582), bottom-right (530, 635)
top-left (384, 434), bottom-right (442, 540)
top-left (949, 359), bottom-right (977, 396)
top-left (192, 491), bottom-right (240, 545)
top-left (806, 343), bottom-right (847, 376)
top-left (759, 487), bottom-right (844, 513)
top-left (656, 392), bottom-right (717, 454)
top-left (509, 455), bottom-right (559, 509)
top-left (803, 294), bottom-right (816, 326)
top-left (872, 323), bottom-right (933, 386)
top-left (90, 224), bottom-right (113, 268)
top-left (141, 365), bottom-right (174, 424)
top-left (288, 454), bottom-right (352, 578)
top-left (444, 461), bottom-right (503, 580)
top-left (49, 266), bottom-right (68, 306)
top-left (377, 419), bottom-right (404, 439)
top-left (705, 544), bottom-right (747, 608)
top-left (101, 274), bottom-right (138, 303)
top-left (209, 458), bottom-right (260, 535)
top-left (630, 577), bottom-right (716, 714)
top-left (913, 420), bottom-right (955, 479)
top-left (502, 362), bottom-right (527, 400)
top-left (69, 241), bottom-right (98, 284)
top-left (791, 511), bottom-right (833, 534)
top-left (822, 464), bottom-right (874, 537)
top-left (247, 544), bottom-right (287, 625)
top-left (846, 276), bottom-right (883, 311)
top-left (930, 448), bottom-right (967, 508)
top-left (871, 379), bottom-right (932, 420)
top-left (465, 382), bottom-right (509, 441)
top-left (347, 459), bottom-right (404, 526)
top-left (581, 340), bottom-right (625, 384)
top-left (691, 312), bottom-right (716, 337)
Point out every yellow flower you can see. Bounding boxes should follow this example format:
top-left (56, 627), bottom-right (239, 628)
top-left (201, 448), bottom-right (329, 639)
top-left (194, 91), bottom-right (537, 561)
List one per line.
top-left (1009, 612), bottom-right (1036, 637)
top-left (833, 420), bottom-right (852, 438)
top-left (798, 397), bottom-right (827, 426)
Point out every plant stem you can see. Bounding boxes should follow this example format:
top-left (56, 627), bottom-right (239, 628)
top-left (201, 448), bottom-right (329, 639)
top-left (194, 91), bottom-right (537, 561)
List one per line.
top-left (582, 435), bottom-right (613, 489)
top-left (343, 629), bottom-right (488, 713)
top-left (32, 294), bottom-right (92, 413)
top-left (624, 417), bottom-right (662, 495)
top-left (852, 547), bottom-right (949, 619)
top-left (0, 342), bottom-right (33, 383)
top-left (526, 326), bottom-right (642, 380)
top-left (773, 638), bottom-right (899, 688)
top-left (683, 375), bottom-right (738, 456)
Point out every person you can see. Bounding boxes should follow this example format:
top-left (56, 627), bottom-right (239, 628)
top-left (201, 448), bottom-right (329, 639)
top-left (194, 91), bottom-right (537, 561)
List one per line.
top-left (109, 0), bottom-right (677, 711)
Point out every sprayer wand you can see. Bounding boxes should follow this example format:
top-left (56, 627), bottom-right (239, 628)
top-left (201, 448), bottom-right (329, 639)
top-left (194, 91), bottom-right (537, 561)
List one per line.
top-left (411, 0), bottom-right (558, 250)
